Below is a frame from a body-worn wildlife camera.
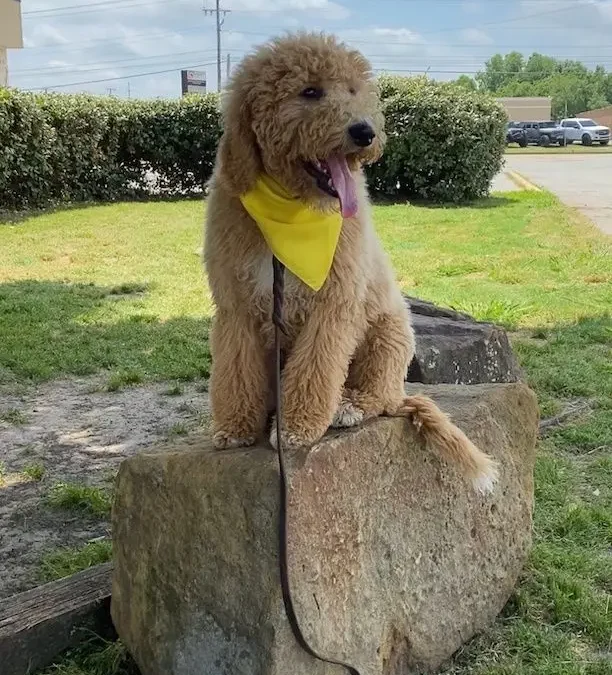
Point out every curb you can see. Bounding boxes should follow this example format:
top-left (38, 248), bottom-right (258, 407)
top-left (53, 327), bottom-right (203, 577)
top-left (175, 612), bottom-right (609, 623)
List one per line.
top-left (505, 170), bottom-right (542, 192)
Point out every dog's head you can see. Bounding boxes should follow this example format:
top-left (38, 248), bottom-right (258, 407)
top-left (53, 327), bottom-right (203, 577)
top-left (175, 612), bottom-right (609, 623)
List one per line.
top-left (217, 32), bottom-right (386, 216)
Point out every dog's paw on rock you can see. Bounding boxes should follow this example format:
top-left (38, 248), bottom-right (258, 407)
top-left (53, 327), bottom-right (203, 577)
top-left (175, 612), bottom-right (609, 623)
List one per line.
top-left (213, 431), bottom-right (257, 450)
top-left (269, 419), bottom-right (323, 450)
top-left (331, 398), bottom-right (365, 428)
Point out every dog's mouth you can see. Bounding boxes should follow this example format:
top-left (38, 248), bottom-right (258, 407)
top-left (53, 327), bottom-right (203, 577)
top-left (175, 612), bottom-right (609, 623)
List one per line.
top-left (303, 153), bottom-right (358, 218)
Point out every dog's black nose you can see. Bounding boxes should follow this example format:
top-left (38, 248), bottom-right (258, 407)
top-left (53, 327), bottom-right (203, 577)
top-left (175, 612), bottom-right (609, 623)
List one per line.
top-left (348, 121), bottom-right (375, 147)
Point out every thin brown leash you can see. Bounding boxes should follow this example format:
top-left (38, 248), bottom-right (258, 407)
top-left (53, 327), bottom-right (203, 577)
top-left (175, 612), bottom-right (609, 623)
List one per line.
top-left (272, 256), bottom-right (360, 675)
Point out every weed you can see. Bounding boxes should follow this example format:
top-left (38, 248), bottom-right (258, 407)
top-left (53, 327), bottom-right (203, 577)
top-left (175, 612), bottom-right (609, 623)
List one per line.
top-left (39, 540), bottom-right (112, 583)
top-left (47, 482), bottom-right (112, 517)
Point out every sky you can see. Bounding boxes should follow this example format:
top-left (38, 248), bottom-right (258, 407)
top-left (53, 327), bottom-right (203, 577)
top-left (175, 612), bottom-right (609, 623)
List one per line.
top-left (8, 0), bottom-right (612, 98)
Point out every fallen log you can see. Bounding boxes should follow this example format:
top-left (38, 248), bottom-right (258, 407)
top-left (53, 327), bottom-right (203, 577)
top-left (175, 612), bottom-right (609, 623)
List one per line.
top-left (0, 562), bottom-right (113, 675)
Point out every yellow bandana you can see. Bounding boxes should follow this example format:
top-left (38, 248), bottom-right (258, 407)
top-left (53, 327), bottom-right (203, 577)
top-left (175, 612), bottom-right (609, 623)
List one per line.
top-left (240, 174), bottom-right (342, 292)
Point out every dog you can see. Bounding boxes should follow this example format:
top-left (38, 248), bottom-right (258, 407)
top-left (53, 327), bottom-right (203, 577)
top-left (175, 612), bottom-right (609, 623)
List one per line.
top-left (204, 33), bottom-right (498, 493)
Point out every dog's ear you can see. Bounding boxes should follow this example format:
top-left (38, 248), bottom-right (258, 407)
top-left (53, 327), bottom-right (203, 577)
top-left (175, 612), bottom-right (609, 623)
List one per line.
top-left (217, 85), bottom-right (261, 195)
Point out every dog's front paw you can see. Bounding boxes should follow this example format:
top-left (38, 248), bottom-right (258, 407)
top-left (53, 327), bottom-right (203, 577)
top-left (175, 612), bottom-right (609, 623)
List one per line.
top-left (269, 417), bottom-right (324, 451)
top-left (331, 398), bottom-right (365, 429)
top-left (213, 430), bottom-right (257, 450)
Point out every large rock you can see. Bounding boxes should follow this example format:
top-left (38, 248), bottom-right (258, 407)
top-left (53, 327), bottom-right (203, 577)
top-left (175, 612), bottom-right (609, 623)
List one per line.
top-left (406, 296), bottom-right (523, 385)
top-left (112, 383), bottom-right (537, 675)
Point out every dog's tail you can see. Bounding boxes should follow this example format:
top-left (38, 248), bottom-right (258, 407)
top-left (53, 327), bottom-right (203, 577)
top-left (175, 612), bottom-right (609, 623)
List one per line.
top-left (389, 395), bottom-right (499, 494)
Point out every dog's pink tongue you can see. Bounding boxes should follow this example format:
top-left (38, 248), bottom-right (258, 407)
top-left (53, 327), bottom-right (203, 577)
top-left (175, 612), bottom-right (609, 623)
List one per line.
top-left (326, 154), bottom-right (358, 218)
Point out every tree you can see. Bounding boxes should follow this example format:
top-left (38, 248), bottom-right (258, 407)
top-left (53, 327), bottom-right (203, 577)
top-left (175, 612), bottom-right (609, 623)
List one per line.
top-left (523, 53), bottom-right (557, 81)
top-left (453, 75), bottom-right (477, 91)
top-left (476, 54), bottom-right (507, 91)
top-left (475, 52), bottom-right (612, 117)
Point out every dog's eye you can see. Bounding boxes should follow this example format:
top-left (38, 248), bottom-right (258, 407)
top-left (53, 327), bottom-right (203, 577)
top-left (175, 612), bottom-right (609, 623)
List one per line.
top-left (349, 86), bottom-right (356, 95)
top-left (301, 87), bottom-right (324, 100)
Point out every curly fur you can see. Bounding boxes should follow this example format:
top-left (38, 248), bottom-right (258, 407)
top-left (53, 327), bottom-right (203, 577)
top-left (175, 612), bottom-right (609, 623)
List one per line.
top-left (204, 32), bottom-right (498, 493)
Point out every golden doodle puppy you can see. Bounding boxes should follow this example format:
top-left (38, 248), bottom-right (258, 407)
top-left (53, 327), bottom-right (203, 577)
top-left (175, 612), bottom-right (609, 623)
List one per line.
top-left (204, 33), bottom-right (498, 493)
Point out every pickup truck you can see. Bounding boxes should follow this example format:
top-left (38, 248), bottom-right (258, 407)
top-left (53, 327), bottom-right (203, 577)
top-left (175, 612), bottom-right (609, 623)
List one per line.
top-left (560, 118), bottom-right (610, 146)
top-left (514, 121), bottom-right (565, 147)
top-left (506, 122), bottom-right (527, 147)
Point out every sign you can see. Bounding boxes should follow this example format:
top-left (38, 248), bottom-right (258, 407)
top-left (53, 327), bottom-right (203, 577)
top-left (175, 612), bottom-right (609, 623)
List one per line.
top-left (181, 70), bottom-right (207, 96)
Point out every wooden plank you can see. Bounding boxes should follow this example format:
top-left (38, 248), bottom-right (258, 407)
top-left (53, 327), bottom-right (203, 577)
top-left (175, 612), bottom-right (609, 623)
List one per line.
top-left (0, 562), bottom-right (114, 675)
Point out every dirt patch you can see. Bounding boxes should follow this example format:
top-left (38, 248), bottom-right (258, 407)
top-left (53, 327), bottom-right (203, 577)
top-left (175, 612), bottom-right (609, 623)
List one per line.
top-left (0, 377), bottom-right (210, 599)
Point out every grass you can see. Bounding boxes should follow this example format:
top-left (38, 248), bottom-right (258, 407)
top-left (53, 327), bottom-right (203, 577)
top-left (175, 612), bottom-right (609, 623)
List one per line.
top-left (0, 407), bottom-right (29, 425)
top-left (1, 192), bottom-right (608, 674)
top-left (23, 463), bottom-right (46, 481)
top-left (39, 540), bottom-right (113, 583)
top-left (0, 201), bottom-right (211, 384)
top-left (506, 144), bottom-right (612, 154)
top-left (47, 482), bottom-right (113, 518)
top-left (163, 382), bottom-right (184, 396)
top-left (105, 370), bottom-right (143, 392)
top-left (37, 638), bottom-right (137, 675)
top-left (165, 421), bottom-right (190, 438)
top-left (0, 193), bottom-right (609, 386)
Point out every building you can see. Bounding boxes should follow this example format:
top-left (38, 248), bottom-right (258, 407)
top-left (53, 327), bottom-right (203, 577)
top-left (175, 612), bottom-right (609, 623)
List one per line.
top-left (496, 96), bottom-right (552, 122)
top-left (0, 0), bottom-right (23, 87)
top-left (575, 105), bottom-right (612, 128)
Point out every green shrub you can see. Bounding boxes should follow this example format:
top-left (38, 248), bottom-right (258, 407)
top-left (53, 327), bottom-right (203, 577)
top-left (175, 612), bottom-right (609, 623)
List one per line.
top-left (0, 90), bottom-right (221, 210)
top-left (0, 79), bottom-right (505, 209)
top-left (367, 76), bottom-right (507, 202)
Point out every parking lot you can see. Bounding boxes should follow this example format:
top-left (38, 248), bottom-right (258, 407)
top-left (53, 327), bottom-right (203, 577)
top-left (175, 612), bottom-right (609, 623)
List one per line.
top-left (502, 154), bottom-right (612, 235)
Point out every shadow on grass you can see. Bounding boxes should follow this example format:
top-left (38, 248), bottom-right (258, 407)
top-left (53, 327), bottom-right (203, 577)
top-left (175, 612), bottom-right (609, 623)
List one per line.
top-left (0, 280), bottom-right (211, 384)
top-left (371, 194), bottom-right (516, 209)
top-left (0, 193), bottom-right (205, 226)
top-left (512, 314), bottom-right (612, 450)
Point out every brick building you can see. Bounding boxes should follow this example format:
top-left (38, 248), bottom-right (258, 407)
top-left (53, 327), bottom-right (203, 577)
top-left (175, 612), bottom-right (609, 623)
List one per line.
top-left (496, 97), bottom-right (552, 122)
top-left (575, 105), bottom-right (612, 127)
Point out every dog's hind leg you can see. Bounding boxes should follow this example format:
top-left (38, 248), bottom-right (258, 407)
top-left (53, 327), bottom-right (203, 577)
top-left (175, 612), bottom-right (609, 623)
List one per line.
top-left (345, 312), bottom-right (498, 494)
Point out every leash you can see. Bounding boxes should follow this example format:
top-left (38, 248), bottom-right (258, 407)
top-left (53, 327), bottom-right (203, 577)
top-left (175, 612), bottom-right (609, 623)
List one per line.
top-left (272, 256), bottom-right (360, 675)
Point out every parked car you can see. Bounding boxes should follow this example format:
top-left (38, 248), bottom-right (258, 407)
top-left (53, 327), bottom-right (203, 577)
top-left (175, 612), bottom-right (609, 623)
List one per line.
top-left (560, 118), bottom-right (610, 146)
top-left (517, 121), bottom-right (566, 147)
top-left (506, 122), bottom-right (527, 147)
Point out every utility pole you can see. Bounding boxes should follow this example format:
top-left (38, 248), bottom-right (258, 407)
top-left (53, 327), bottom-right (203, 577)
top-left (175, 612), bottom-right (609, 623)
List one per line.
top-left (215, 0), bottom-right (221, 91)
top-left (226, 53), bottom-right (231, 82)
top-left (203, 1), bottom-right (230, 91)
top-left (127, 81), bottom-right (131, 99)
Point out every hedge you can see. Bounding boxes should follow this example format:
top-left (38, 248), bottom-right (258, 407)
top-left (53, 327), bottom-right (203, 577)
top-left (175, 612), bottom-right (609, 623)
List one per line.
top-left (0, 80), bottom-right (505, 210)
top-left (0, 90), bottom-right (221, 210)
top-left (369, 76), bottom-right (508, 202)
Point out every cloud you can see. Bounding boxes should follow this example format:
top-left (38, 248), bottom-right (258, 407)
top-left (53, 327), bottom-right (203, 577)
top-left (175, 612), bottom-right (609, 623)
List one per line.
top-left (461, 1), bottom-right (483, 13)
top-left (371, 27), bottom-right (423, 43)
top-left (517, 0), bottom-right (612, 37)
top-left (226, 0), bottom-right (350, 20)
top-left (25, 23), bottom-right (70, 48)
top-left (459, 28), bottom-right (493, 46)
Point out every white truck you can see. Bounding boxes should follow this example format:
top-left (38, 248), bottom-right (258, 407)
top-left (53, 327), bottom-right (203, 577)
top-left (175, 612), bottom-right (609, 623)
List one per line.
top-left (560, 118), bottom-right (610, 146)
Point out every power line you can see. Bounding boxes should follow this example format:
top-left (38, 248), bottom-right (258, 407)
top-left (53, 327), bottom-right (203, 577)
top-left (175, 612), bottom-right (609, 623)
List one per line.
top-left (13, 49), bottom-right (221, 75)
top-left (23, 0), bottom-right (346, 19)
top-left (17, 47), bottom-right (612, 82)
top-left (29, 61), bottom-right (217, 90)
top-left (23, 0), bottom-right (164, 19)
top-left (22, 25), bottom-right (213, 53)
top-left (23, 0), bottom-right (145, 14)
top-left (222, 2), bottom-right (579, 42)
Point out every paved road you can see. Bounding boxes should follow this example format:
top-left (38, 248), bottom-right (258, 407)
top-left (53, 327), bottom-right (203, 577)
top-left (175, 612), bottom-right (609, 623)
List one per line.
top-left (504, 154), bottom-right (612, 235)
top-left (490, 170), bottom-right (520, 192)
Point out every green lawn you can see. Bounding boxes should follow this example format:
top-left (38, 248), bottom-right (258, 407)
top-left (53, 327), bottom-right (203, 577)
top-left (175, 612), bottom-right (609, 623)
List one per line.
top-left (1, 192), bottom-right (610, 675)
top-left (506, 144), bottom-right (612, 154)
